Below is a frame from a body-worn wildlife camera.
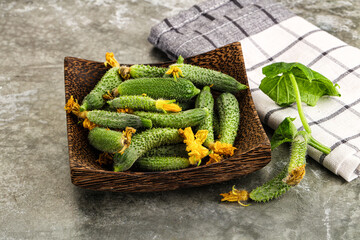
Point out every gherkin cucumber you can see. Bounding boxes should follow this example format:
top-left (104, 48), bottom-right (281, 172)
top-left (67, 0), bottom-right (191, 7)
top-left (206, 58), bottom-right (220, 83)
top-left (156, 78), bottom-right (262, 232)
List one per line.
top-left (116, 78), bottom-right (200, 102)
top-left (113, 128), bottom-right (183, 172)
top-left (88, 127), bottom-right (124, 153)
top-left (195, 86), bottom-right (214, 147)
top-left (217, 93), bottom-right (240, 145)
top-left (86, 110), bottom-right (152, 129)
top-left (133, 108), bottom-right (208, 129)
top-left (134, 156), bottom-right (190, 171)
top-left (107, 95), bottom-right (180, 113)
top-left (288, 131), bottom-right (308, 174)
top-left (249, 166), bottom-right (291, 202)
top-left (143, 144), bottom-right (188, 158)
top-left (165, 56), bottom-right (247, 93)
top-left (80, 67), bottom-right (122, 111)
top-left (124, 65), bottom-right (168, 79)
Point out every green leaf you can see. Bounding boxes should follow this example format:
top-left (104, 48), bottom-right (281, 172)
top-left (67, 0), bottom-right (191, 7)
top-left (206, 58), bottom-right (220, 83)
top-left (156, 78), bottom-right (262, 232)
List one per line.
top-left (262, 62), bottom-right (314, 81)
top-left (260, 62), bottom-right (341, 107)
top-left (271, 117), bottom-right (298, 150)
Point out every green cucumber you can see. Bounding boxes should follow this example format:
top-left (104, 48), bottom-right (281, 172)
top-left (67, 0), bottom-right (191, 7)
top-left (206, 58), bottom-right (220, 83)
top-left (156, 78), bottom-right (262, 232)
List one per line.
top-left (176, 100), bottom-right (195, 111)
top-left (143, 144), bottom-right (188, 158)
top-left (107, 95), bottom-right (180, 112)
top-left (116, 78), bottom-right (200, 102)
top-left (165, 56), bottom-right (247, 93)
top-left (135, 156), bottom-right (190, 171)
top-left (217, 93), bottom-right (240, 145)
top-left (195, 86), bottom-right (214, 147)
top-left (88, 127), bottom-right (124, 153)
top-left (120, 64), bottom-right (168, 79)
top-left (80, 67), bottom-right (122, 111)
top-left (86, 110), bottom-right (152, 129)
top-left (133, 108), bottom-right (208, 129)
top-left (113, 128), bottom-right (183, 172)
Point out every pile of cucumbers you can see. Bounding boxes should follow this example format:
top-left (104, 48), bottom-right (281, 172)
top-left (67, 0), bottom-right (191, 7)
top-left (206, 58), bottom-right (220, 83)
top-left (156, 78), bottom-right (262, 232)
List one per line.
top-left (66, 54), bottom-right (247, 172)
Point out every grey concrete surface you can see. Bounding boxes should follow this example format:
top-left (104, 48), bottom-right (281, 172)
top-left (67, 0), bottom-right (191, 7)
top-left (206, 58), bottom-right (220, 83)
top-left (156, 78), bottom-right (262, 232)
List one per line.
top-left (0, 0), bottom-right (359, 239)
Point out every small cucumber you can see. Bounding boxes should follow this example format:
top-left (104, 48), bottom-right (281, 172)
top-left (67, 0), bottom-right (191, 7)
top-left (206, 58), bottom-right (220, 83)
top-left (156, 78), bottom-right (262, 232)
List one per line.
top-left (165, 56), bottom-right (247, 93)
top-left (176, 100), bottom-right (195, 111)
top-left (217, 93), bottom-right (240, 145)
top-left (195, 86), bottom-right (214, 147)
top-left (249, 167), bottom-right (291, 202)
top-left (143, 144), bottom-right (188, 158)
top-left (88, 127), bottom-right (124, 153)
top-left (107, 95), bottom-right (181, 113)
top-left (133, 108), bottom-right (208, 129)
top-left (113, 128), bottom-right (183, 172)
top-left (80, 67), bottom-right (122, 111)
top-left (134, 156), bottom-right (190, 171)
top-left (120, 64), bottom-right (168, 79)
top-left (86, 110), bottom-right (152, 129)
top-left (116, 78), bottom-right (200, 102)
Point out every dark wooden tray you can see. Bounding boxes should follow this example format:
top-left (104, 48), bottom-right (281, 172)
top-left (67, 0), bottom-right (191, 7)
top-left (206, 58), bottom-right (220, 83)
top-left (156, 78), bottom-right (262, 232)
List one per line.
top-left (64, 42), bottom-right (271, 192)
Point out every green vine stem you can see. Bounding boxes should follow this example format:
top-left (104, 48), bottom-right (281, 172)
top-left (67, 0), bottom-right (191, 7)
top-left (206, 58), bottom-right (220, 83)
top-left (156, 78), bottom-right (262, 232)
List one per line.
top-left (288, 72), bottom-right (312, 134)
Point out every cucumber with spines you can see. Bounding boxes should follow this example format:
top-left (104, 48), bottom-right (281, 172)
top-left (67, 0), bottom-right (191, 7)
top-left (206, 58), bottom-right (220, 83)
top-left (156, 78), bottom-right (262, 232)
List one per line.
top-left (86, 110), bottom-right (152, 129)
top-left (88, 127), bottom-right (125, 153)
top-left (133, 108), bottom-right (208, 129)
top-left (121, 64), bottom-right (168, 79)
top-left (217, 93), bottom-right (240, 145)
top-left (195, 86), bottom-right (214, 147)
top-left (107, 95), bottom-right (180, 113)
top-left (80, 67), bottom-right (122, 112)
top-left (143, 144), bottom-right (188, 158)
top-left (113, 128), bottom-right (183, 172)
top-left (249, 167), bottom-right (291, 202)
top-left (165, 56), bottom-right (247, 93)
top-left (116, 78), bottom-right (200, 102)
top-left (135, 156), bottom-right (190, 171)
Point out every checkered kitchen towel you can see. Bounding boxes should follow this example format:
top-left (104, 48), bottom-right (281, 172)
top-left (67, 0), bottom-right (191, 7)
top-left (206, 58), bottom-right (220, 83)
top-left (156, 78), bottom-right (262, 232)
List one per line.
top-left (148, 0), bottom-right (360, 182)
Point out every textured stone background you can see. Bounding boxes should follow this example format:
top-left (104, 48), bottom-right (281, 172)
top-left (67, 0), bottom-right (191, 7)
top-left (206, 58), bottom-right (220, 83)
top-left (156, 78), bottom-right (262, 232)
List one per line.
top-left (0, 0), bottom-right (359, 239)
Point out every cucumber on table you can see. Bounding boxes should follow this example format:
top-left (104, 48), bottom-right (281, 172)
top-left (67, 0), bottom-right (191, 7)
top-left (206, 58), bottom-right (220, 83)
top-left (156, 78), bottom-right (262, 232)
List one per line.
top-left (133, 108), bottom-right (208, 129)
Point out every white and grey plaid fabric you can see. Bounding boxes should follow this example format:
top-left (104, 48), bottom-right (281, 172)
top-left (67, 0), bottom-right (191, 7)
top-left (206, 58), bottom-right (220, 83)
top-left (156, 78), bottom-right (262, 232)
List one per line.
top-left (148, 0), bottom-right (360, 182)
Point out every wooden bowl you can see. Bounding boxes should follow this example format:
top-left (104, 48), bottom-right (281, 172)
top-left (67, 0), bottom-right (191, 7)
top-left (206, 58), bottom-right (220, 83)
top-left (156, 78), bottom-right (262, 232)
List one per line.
top-left (64, 42), bottom-right (271, 192)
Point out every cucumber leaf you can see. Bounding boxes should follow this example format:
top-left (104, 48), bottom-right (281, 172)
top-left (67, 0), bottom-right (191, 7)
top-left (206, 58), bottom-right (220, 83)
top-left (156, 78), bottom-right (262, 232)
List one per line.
top-left (260, 62), bottom-right (340, 107)
top-left (271, 117), bottom-right (298, 150)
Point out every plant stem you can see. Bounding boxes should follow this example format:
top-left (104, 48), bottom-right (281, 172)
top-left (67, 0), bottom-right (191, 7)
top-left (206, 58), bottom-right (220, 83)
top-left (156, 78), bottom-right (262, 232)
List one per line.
top-left (288, 72), bottom-right (312, 134)
top-left (309, 136), bottom-right (331, 154)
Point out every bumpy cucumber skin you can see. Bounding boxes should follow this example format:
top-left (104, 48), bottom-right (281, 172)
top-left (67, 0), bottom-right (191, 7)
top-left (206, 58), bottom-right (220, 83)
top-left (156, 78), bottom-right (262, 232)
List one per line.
top-left (176, 100), bottom-right (195, 111)
top-left (195, 86), bottom-right (214, 147)
top-left (133, 108), bottom-right (208, 129)
top-left (249, 166), bottom-right (291, 202)
top-left (217, 93), bottom-right (240, 144)
top-left (143, 144), bottom-right (188, 158)
top-left (117, 78), bottom-right (200, 102)
top-left (87, 110), bottom-right (152, 129)
top-left (88, 127), bottom-right (123, 153)
top-left (81, 67), bottom-right (122, 111)
top-left (130, 65), bottom-right (168, 78)
top-left (167, 64), bottom-right (247, 93)
top-left (135, 156), bottom-right (190, 171)
top-left (288, 131), bottom-right (308, 173)
top-left (108, 96), bottom-right (158, 112)
top-left (113, 128), bottom-right (183, 172)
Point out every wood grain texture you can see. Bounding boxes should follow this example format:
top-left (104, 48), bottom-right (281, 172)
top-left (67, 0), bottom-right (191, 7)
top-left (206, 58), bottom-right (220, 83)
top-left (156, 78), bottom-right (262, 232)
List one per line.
top-left (64, 42), bottom-right (271, 192)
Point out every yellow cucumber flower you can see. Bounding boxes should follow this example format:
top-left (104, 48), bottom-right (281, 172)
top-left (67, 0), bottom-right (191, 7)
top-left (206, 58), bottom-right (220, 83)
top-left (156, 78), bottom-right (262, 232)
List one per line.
top-left (220, 186), bottom-right (250, 207)
top-left (178, 127), bottom-right (209, 165)
top-left (165, 65), bottom-right (184, 81)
